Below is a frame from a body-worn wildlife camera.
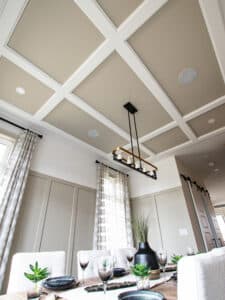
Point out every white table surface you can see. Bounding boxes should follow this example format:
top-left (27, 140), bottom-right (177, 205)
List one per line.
top-left (58, 274), bottom-right (172, 300)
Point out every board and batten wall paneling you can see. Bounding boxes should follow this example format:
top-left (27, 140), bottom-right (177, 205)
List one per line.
top-left (131, 187), bottom-right (198, 260)
top-left (39, 180), bottom-right (78, 274)
top-left (2, 173), bottom-right (52, 293)
top-left (3, 171), bottom-right (96, 292)
top-left (11, 173), bottom-right (51, 253)
top-left (72, 188), bottom-right (96, 276)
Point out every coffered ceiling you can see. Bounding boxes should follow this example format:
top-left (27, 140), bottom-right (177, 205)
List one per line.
top-left (0, 0), bottom-right (225, 161)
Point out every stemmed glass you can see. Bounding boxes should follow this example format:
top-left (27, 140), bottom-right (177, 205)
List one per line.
top-left (157, 250), bottom-right (167, 277)
top-left (98, 256), bottom-right (113, 294)
top-left (79, 253), bottom-right (89, 285)
top-left (126, 251), bottom-right (134, 269)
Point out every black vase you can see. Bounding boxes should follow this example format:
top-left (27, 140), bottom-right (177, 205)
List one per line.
top-left (134, 242), bottom-right (159, 270)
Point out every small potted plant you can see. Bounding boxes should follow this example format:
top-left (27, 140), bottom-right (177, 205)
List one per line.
top-left (171, 254), bottom-right (183, 265)
top-left (131, 263), bottom-right (151, 290)
top-left (24, 261), bottom-right (49, 296)
top-left (133, 217), bottom-right (159, 279)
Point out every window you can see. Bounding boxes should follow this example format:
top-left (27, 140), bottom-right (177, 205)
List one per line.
top-left (0, 133), bottom-right (15, 182)
top-left (103, 173), bottom-right (128, 250)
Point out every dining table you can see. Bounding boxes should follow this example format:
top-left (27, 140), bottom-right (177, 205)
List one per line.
top-left (56, 273), bottom-right (177, 300)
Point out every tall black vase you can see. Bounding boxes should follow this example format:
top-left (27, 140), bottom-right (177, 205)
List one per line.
top-left (134, 242), bottom-right (159, 270)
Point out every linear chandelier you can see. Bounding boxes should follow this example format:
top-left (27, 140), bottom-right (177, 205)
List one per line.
top-left (112, 102), bottom-right (158, 179)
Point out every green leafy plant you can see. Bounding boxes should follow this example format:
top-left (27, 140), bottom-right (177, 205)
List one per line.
top-left (133, 217), bottom-right (149, 243)
top-left (171, 254), bottom-right (183, 265)
top-left (24, 261), bottom-right (49, 284)
top-left (131, 264), bottom-right (151, 278)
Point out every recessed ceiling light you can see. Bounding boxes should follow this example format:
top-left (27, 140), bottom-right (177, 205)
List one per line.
top-left (88, 129), bottom-right (99, 138)
top-left (214, 168), bottom-right (219, 172)
top-left (178, 68), bottom-right (197, 85)
top-left (208, 162), bottom-right (215, 167)
top-left (16, 86), bottom-right (26, 95)
top-left (207, 118), bottom-right (215, 124)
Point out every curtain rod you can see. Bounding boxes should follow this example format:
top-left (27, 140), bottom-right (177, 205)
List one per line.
top-left (95, 160), bottom-right (129, 176)
top-left (214, 204), bottom-right (225, 208)
top-left (0, 117), bottom-right (43, 139)
top-left (180, 173), bottom-right (209, 194)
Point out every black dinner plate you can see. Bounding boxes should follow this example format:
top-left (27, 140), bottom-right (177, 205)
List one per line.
top-left (43, 276), bottom-right (75, 290)
top-left (118, 290), bottom-right (165, 300)
top-left (113, 268), bottom-right (127, 277)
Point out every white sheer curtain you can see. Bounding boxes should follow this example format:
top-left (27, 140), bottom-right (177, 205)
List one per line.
top-left (94, 164), bottom-right (133, 250)
top-left (0, 131), bottom-right (39, 289)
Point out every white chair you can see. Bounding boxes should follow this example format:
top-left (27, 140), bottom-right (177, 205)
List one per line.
top-left (177, 251), bottom-right (225, 300)
top-left (7, 251), bottom-right (65, 293)
top-left (110, 248), bottom-right (136, 269)
top-left (211, 246), bottom-right (225, 255)
top-left (77, 250), bottom-right (110, 280)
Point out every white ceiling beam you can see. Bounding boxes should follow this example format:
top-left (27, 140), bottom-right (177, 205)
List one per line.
top-left (34, 90), bottom-right (66, 121)
top-left (63, 39), bottom-right (114, 92)
top-left (118, 0), bottom-right (168, 41)
top-left (0, 0), bottom-right (28, 46)
top-left (139, 121), bottom-right (177, 143)
top-left (199, 0), bottom-right (225, 83)
top-left (2, 46), bottom-right (60, 91)
top-left (74, 0), bottom-right (116, 38)
top-left (198, 126), bottom-right (225, 141)
top-left (184, 95), bottom-right (225, 122)
top-left (149, 140), bottom-right (193, 162)
top-left (66, 93), bottom-right (131, 142)
top-left (116, 42), bottom-right (197, 142)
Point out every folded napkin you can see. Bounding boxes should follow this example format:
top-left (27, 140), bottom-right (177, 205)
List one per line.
top-left (85, 281), bottom-right (136, 292)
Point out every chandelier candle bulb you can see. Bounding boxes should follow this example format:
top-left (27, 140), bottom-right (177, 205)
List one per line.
top-left (127, 156), bottom-right (132, 165)
top-left (135, 161), bottom-right (140, 169)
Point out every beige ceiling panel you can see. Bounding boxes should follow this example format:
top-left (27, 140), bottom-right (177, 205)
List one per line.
top-left (144, 127), bottom-right (188, 153)
top-left (44, 100), bottom-right (127, 153)
top-left (188, 104), bottom-right (225, 137)
top-left (74, 52), bottom-right (172, 136)
top-left (0, 57), bottom-right (53, 114)
top-left (8, 0), bottom-right (104, 83)
top-left (129, 0), bottom-right (225, 115)
top-left (96, 0), bottom-right (142, 27)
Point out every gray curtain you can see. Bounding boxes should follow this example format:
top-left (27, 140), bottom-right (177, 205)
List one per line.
top-left (0, 131), bottom-right (39, 289)
top-left (93, 164), bottom-right (133, 250)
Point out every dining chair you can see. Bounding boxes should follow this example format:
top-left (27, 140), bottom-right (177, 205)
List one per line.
top-left (110, 248), bottom-right (136, 269)
top-left (7, 251), bottom-right (65, 293)
top-left (77, 250), bottom-right (110, 280)
top-left (177, 250), bottom-right (225, 300)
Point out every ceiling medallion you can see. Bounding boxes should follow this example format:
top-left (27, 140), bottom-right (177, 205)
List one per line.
top-left (112, 102), bottom-right (158, 179)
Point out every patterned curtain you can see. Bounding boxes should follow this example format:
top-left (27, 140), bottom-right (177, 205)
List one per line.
top-left (93, 164), bottom-right (133, 250)
top-left (0, 131), bottom-right (39, 289)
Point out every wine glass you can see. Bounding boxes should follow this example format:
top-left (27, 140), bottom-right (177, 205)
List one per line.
top-left (79, 253), bottom-right (89, 285)
top-left (126, 251), bottom-right (134, 269)
top-left (157, 250), bottom-right (167, 277)
top-left (98, 256), bottom-right (113, 294)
